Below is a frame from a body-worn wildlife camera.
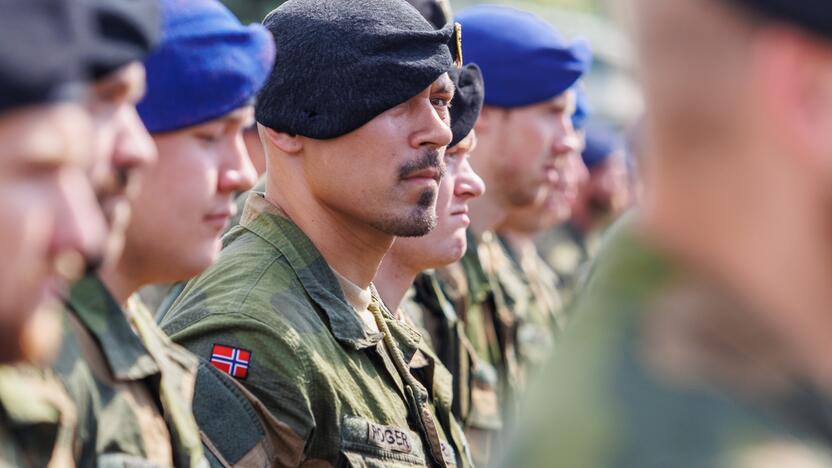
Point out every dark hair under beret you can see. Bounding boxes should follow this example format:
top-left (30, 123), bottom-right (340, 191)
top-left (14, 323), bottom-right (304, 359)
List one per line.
top-left (255, 0), bottom-right (456, 139)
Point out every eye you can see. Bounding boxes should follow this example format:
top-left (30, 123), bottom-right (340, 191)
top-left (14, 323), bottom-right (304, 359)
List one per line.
top-left (431, 97), bottom-right (451, 109)
top-left (195, 132), bottom-right (223, 144)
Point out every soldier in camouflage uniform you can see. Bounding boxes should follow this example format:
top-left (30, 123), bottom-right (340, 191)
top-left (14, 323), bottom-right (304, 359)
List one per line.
top-left (501, 0), bottom-right (832, 466)
top-left (373, 61), bottom-right (487, 464)
top-left (160, 0), bottom-right (472, 466)
top-left (0, 2), bottom-right (113, 467)
top-left (537, 124), bottom-right (630, 303)
top-left (54, 0), bottom-right (286, 466)
top-left (422, 6), bottom-right (590, 461)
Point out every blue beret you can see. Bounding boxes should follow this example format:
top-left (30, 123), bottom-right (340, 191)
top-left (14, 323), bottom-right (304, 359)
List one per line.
top-left (456, 5), bottom-right (592, 108)
top-left (582, 124), bottom-right (623, 170)
top-left (571, 86), bottom-right (591, 131)
top-left (137, 0), bottom-right (275, 133)
top-left (0, 0), bottom-right (88, 115)
top-left (255, 0), bottom-right (456, 139)
top-left (449, 64), bottom-right (484, 147)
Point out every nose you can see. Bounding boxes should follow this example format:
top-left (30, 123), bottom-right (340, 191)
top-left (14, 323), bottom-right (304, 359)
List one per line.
top-left (218, 132), bottom-right (258, 194)
top-left (51, 170), bottom-right (108, 278)
top-left (454, 159), bottom-right (486, 200)
top-left (111, 107), bottom-right (158, 176)
top-left (409, 99), bottom-right (453, 150)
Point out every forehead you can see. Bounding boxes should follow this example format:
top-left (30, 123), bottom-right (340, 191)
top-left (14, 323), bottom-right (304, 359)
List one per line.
top-left (0, 104), bottom-right (91, 168)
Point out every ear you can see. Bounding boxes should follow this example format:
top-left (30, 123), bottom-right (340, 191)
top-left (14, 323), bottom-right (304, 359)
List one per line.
top-left (258, 124), bottom-right (304, 155)
top-left (753, 28), bottom-right (832, 170)
top-left (474, 105), bottom-right (502, 134)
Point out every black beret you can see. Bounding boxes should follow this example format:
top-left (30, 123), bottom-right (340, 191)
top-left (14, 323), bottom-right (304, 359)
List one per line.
top-left (448, 63), bottom-right (484, 148)
top-left (79, 0), bottom-right (162, 79)
top-left (726, 0), bottom-right (832, 38)
top-left (404, 0), bottom-right (452, 29)
top-left (0, 0), bottom-right (87, 115)
top-left (255, 0), bottom-right (456, 139)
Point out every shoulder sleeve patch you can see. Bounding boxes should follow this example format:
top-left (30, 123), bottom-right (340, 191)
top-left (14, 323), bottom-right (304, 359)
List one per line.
top-left (210, 344), bottom-right (251, 380)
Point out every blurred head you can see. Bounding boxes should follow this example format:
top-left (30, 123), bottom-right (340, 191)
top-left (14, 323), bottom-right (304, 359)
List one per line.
top-left (0, 104), bottom-right (105, 362)
top-left (499, 125), bottom-right (586, 234)
top-left (85, 62), bottom-right (157, 264)
top-left (633, 0), bottom-right (832, 375)
top-left (80, 0), bottom-right (162, 266)
top-left (457, 5), bottom-right (591, 227)
top-left (389, 130), bottom-right (485, 269)
top-left (474, 91), bottom-right (578, 210)
top-left (571, 125), bottom-right (631, 223)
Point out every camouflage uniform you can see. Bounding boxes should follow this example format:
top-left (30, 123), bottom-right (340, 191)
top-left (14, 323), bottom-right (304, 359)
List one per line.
top-left (0, 365), bottom-right (76, 467)
top-left (53, 274), bottom-right (207, 468)
top-left (491, 234), bottom-right (566, 384)
top-left (500, 225), bottom-right (832, 468)
top-left (428, 230), bottom-right (507, 466)
top-left (536, 222), bottom-right (602, 304)
top-left (159, 193), bottom-right (472, 467)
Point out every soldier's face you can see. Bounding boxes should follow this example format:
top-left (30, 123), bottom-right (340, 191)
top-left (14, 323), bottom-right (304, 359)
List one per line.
top-left (487, 90), bottom-right (576, 210)
top-left (86, 61), bottom-right (157, 266)
top-left (0, 104), bottom-right (106, 363)
top-left (302, 73), bottom-right (454, 237)
top-left (391, 130), bottom-right (485, 269)
top-left (121, 106), bottom-right (257, 284)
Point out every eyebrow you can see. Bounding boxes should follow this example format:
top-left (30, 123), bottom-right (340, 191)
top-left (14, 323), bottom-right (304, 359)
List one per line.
top-left (434, 76), bottom-right (456, 101)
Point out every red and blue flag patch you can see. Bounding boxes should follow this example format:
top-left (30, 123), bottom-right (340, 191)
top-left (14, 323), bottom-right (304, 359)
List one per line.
top-left (210, 344), bottom-right (251, 379)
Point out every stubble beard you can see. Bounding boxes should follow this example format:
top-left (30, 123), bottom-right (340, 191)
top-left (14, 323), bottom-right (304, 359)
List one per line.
top-left (370, 187), bottom-right (438, 238)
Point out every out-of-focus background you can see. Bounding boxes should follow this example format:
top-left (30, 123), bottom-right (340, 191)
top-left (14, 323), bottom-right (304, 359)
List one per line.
top-left (221, 0), bottom-right (642, 128)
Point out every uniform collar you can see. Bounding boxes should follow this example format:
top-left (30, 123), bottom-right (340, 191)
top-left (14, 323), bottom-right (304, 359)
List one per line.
top-left (66, 274), bottom-right (160, 380)
top-left (240, 193), bottom-right (383, 350)
top-left (460, 228), bottom-right (491, 304)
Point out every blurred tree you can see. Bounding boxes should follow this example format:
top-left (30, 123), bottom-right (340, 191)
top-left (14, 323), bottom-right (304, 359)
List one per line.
top-left (221, 0), bottom-right (284, 23)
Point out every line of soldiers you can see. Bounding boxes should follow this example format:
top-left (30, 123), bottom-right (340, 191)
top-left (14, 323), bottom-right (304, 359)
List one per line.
top-left (2, 0), bottom-right (609, 465)
top-left (14, 0), bottom-right (829, 466)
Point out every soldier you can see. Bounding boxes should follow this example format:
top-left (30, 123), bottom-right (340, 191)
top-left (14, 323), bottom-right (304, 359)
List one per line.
top-left (159, 0), bottom-right (473, 465)
top-left (0, 2), bottom-right (108, 466)
top-left (429, 6), bottom-right (590, 460)
top-left (538, 124), bottom-right (630, 302)
top-left (54, 0), bottom-right (285, 466)
top-left (373, 62), bottom-right (485, 452)
top-left (501, 0), bottom-right (832, 466)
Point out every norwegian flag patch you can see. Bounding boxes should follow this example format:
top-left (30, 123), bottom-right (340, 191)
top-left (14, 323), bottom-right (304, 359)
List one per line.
top-left (210, 344), bottom-right (251, 379)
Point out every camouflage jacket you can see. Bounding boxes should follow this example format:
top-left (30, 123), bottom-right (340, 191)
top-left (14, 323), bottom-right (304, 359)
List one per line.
top-left (159, 193), bottom-right (471, 468)
top-left (490, 234), bottom-right (566, 386)
top-left (53, 274), bottom-right (207, 468)
top-left (501, 225), bottom-right (832, 468)
top-left (0, 365), bottom-right (76, 467)
top-left (536, 222), bottom-right (601, 304)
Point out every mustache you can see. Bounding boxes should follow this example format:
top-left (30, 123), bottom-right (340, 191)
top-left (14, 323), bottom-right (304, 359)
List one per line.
top-left (398, 149), bottom-right (446, 181)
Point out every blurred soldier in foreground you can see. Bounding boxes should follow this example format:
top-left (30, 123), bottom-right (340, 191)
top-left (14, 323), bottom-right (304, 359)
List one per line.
top-left (161, 0), bottom-right (473, 465)
top-left (55, 0), bottom-right (282, 466)
top-left (0, 2), bottom-right (107, 465)
top-left (502, 0), bottom-right (832, 466)
top-left (430, 6), bottom-right (589, 462)
top-left (539, 124), bottom-right (630, 302)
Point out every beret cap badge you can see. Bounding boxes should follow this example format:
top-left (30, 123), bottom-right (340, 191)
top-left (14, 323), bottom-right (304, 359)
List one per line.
top-left (453, 23), bottom-right (463, 68)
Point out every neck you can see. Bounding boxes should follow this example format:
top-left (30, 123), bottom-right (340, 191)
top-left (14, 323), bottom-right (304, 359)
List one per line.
top-left (98, 259), bottom-right (144, 306)
top-left (468, 191), bottom-right (506, 238)
top-left (266, 173), bottom-right (393, 289)
top-left (375, 252), bottom-right (421, 313)
top-left (569, 197), bottom-right (595, 235)
top-left (644, 145), bottom-right (832, 392)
